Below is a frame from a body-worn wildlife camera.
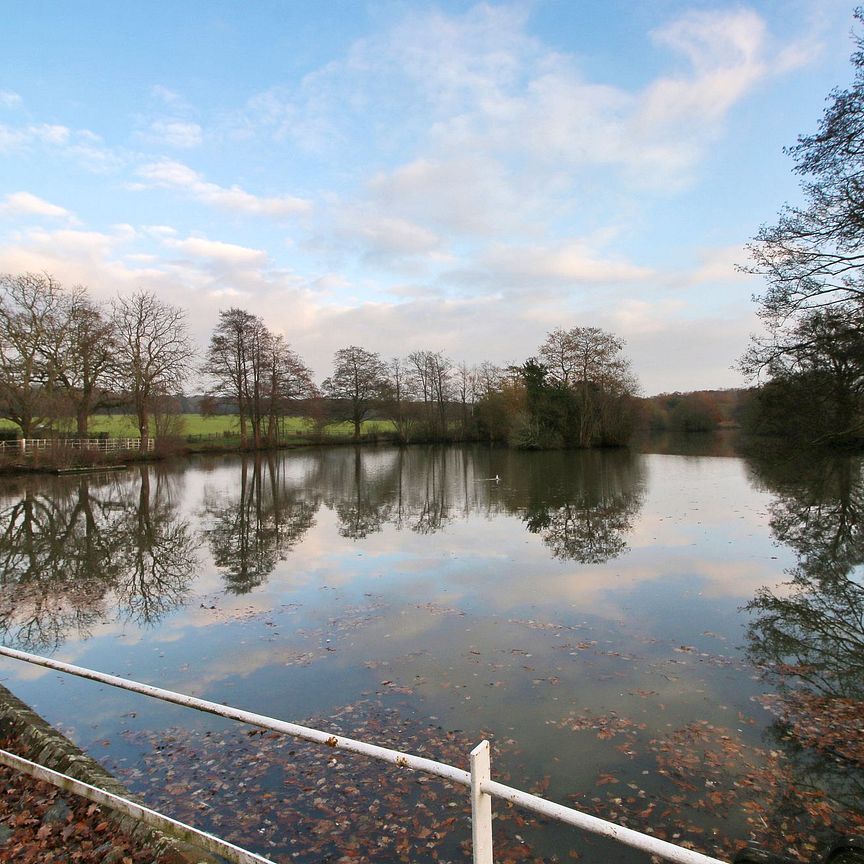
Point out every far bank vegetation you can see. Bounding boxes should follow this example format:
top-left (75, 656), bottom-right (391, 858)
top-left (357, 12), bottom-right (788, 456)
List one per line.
top-left (0, 273), bottom-right (651, 453)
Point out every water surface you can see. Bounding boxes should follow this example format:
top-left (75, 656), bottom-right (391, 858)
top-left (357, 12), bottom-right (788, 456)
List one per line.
top-left (0, 441), bottom-right (861, 862)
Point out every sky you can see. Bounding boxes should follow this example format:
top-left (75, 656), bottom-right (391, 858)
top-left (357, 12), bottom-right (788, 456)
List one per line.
top-left (0, 0), bottom-right (858, 395)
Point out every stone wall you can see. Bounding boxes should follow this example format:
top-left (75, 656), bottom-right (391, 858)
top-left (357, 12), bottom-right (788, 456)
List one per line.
top-left (0, 682), bottom-right (223, 864)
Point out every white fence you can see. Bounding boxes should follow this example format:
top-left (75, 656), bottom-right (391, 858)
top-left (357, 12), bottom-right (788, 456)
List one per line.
top-left (0, 646), bottom-right (729, 864)
top-left (0, 437), bottom-right (154, 453)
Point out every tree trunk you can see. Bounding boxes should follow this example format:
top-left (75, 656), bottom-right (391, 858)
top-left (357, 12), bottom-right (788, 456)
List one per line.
top-left (138, 408), bottom-right (150, 449)
top-left (238, 404), bottom-right (248, 447)
top-left (76, 406), bottom-right (89, 437)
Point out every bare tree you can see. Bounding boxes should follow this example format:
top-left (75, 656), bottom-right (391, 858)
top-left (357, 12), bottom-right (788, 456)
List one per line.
top-left (387, 356), bottom-right (417, 443)
top-left (49, 288), bottom-right (117, 436)
top-left (262, 333), bottom-right (316, 443)
top-left (538, 326), bottom-right (638, 447)
top-left (323, 346), bottom-right (390, 440)
top-left (473, 361), bottom-right (504, 399)
top-left (203, 307), bottom-right (259, 446)
top-left (407, 349), bottom-right (452, 436)
top-left (205, 309), bottom-right (316, 448)
top-left (456, 361), bottom-right (476, 436)
top-left (540, 327), bottom-right (636, 395)
top-left (538, 327), bottom-right (578, 388)
top-left (745, 11), bottom-right (864, 328)
top-left (112, 291), bottom-right (194, 447)
top-left (407, 350), bottom-right (433, 406)
top-left (429, 351), bottom-right (453, 433)
top-left (242, 314), bottom-right (270, 448)
top-left (0, 272), bottom-right (67, 436)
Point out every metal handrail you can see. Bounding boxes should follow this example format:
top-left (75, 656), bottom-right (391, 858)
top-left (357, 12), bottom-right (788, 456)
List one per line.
top-left (0, 748), bottom-right (275, 864)
top-left (0, 645), bottom-right (729, 864)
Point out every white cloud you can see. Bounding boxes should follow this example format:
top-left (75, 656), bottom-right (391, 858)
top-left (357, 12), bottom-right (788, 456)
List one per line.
top-left (143, 224), bottom-right (178, 237)
top-left (651, 9), bottom-right (766, 74)
top-left (135, 85), bottom-right (204, 149)
top-left (245, 2), bottom-right (816, 276)
top-left (0, 226), bottom-right (316, 355)
top-left (628, 9), bottom-right (820, 188)
top-left (145, 118), bottom-right (203, 149)
top-left (0, 90), bottom-right (22, 108)
top-left (483, 240), bottom-right (653, 286)
top-left (688, 245), bottom-right (752, 285)
top-left (624, 312), bottom-right (754, 392)
top-left (150, 85), bottom-right (185, 106)
top-left (0, 121), bottom-right (122, 174)
top-left (366, 156), bottom-right (534, 238)
top-left (609, 298), bottom-right (687, 336)
top-left (0, 192), bottom-right (75, 220)
top-left (329, 207), bottom-right (446, 265)
top-left (0, 123), bottom-right (70, 152)
top-left (163, 235), bottom-right (267, 266)
top-left (135, 159), bottom-right (311, 217)
top-left (312, 273), bottom-right (351, 293)
top-left (259, 4), bottom-right (804, 188)
top-left (640, 10), bottom-right (769, 138)
top-left (0, 227), bottom-right (148, 297)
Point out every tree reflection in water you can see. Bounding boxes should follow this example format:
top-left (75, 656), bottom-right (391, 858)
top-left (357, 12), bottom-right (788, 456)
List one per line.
top-left (116, 467), bottom-right (199, 627)
top-left (326, 447), bottom-right (455, 539)
top-left (0, 447), bottom-right (648, 648)
top-left (746, 448), bottom-right (864, 697)
top-left (325, 446), bottom-right (646, 561)
top-left (744, 445), bottom-right (864, 840)
top-left (0, 466), bottom-right (198, 652)
top-left (521, 449), bottom-right (645, 563)
top-left (332, 449), bottom-right (393, 540)
top-left (202, 454), bottom-right (318, 593)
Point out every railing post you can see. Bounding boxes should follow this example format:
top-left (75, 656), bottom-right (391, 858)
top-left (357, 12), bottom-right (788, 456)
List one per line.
top-left (471, 740), bottom-right (494, 864)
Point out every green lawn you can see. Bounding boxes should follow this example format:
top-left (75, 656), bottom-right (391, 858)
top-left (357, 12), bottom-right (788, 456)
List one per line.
top-left (0, 414), bottom-right (396, 439)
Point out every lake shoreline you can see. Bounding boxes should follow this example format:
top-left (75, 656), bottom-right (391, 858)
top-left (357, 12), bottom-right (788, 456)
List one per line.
top-left (0, 431), bottom-right (641, 478)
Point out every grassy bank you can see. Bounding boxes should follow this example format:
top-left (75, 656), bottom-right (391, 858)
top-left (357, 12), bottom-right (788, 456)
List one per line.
top-left (0, 415), bottom-right (402, 473)
top-left (0, 414), bottom-right (398, 441)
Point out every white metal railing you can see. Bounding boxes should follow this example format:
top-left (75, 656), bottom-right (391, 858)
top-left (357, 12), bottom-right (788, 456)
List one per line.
top-left (0, 437), bottom-right (155, 453)
top-left (0, 646), bottom-right (729, 864)
top-left (0, 748), bottom-right (274, 864)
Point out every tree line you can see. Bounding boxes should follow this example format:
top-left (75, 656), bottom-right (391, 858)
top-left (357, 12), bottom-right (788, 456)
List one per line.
top-left (209, 317), bottom-right (640, 447)
top-left (0, 272), bottom-right (640, 450)
top-left (741, 8), bottom-right (864, 446)
top-left (0, 273), bottom-right (194, 444)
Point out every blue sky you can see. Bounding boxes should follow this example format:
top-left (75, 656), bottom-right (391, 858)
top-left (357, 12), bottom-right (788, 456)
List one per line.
top-left (0, 0), bottom-right (857, 393)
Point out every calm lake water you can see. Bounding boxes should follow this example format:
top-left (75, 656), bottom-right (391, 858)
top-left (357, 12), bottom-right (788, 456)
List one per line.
top-left (0, 439), bottom-right (861, 863)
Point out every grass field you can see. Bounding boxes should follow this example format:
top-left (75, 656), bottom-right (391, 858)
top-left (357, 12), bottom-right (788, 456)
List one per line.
top-left (0, 414), bottom-right (396, 439)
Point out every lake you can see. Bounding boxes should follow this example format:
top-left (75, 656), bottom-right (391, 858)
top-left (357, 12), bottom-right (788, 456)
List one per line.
top-left (0, 439), bottom-right (861, 863)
